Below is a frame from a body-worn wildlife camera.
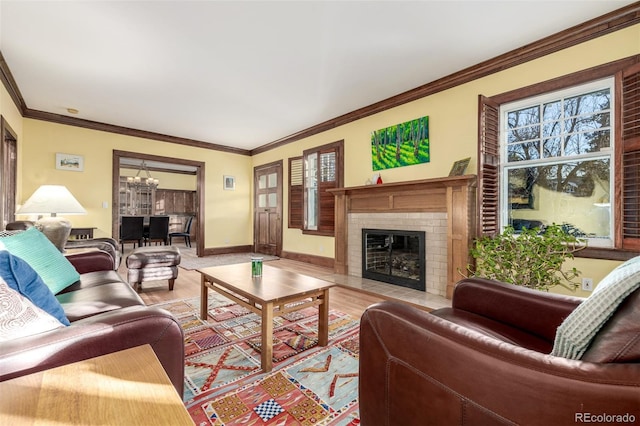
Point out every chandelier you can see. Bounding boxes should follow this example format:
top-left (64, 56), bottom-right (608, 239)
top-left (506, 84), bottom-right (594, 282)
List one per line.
top-left (127, 161), bottom-right (159, 189)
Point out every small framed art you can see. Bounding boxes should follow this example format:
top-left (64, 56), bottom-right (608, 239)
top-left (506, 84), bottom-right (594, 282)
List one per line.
top-left (56, 153), bottom-right (84, 172)
top-left (448, 157), bottom-right (470, 176)
top-left (223, 175), bottom-right (235, 190)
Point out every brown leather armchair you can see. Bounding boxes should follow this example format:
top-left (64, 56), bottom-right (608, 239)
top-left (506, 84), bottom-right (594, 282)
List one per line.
top-left (359, 278), bottom-right (640, 426)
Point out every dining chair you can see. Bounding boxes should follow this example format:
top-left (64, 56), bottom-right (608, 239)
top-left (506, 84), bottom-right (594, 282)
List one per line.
top-left (169, 216), bottom-right (194, 248)
top-left (145, 216), bottom-right (170, 246)
top-left (119, 216), bottom-right (145, 251)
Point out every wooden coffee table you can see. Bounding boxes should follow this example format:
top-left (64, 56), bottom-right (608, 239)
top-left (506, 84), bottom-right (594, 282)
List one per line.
top-left (199, 262), bottom-right (335, 372)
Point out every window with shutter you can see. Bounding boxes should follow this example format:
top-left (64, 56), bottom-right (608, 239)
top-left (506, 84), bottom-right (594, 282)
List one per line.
top-left (287, 140), bottom-right (343, 236)
top-left (318, 149), bottom-right (338, 233)
top-left (478, 59), bottom-right (640, 257)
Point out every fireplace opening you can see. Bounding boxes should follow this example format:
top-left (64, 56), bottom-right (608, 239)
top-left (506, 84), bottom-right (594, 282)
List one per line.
top-left (362, 229), bottom-right (426, 291)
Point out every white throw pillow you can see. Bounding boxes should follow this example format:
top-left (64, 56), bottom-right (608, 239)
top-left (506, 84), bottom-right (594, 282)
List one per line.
top-left (551, 256), bottom-right (640, 359)
top-left (0, 276), bottom-right (64, 342)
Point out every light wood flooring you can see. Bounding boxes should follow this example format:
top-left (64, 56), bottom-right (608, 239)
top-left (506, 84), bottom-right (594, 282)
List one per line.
top-left (117, 243), bottom-right (446, 319)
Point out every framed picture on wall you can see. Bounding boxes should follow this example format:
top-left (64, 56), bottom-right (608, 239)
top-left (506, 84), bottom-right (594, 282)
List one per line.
top-left (223, 175), bottom-right (235, 190)
top-left (448, 157), bottom-right (470, 176)
top-left (55, 153), bottom-right (84, 172)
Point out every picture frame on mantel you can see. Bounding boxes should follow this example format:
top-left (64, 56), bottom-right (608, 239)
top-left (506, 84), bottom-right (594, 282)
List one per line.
top-left (223, 175), bottom-right (235, 190)
top-left (448, 157), bottom-right (470, 176)
top-left (55, 153), bottom-right (84, 172)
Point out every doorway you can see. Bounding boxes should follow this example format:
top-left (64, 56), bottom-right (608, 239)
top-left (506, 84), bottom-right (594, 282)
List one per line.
top-left (0, 116), bottom-right (17, 229)
top-left (253, 161), bottom-right (282, 256)
top-left (112, 150), bottom-right (205, 256)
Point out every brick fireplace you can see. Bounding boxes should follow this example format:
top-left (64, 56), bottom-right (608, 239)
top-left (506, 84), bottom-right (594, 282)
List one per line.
top-left (329, 176), bottom-right (476, 299)
top-left (354, 214), bottom-right (446, 295)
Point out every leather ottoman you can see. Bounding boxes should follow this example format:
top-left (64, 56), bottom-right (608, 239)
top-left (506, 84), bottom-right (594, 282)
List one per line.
top-left (126, 245), bottom-right (181, 292)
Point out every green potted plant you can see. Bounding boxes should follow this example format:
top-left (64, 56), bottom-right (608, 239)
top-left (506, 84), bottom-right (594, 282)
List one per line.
top-left (467, 224), bottom-right (586, 292)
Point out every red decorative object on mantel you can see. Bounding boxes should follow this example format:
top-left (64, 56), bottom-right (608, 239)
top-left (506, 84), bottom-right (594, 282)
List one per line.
top-left (376, 175), bottom-right (383, 184)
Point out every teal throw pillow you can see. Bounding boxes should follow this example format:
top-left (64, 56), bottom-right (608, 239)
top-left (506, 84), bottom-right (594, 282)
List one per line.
top-left (0, 250), bottom-right (70, 326)
top-left (551, 256), bottom-right (640, 359)
top-left (0, 227), bottom-right (80, 294)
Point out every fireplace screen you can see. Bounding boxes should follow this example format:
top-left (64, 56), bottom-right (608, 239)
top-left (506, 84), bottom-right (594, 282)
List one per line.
top-left (362, 229), bottom-right (426, 291)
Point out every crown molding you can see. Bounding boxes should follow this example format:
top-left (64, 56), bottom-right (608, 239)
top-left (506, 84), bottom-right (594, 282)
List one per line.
top-left (0, 51), bottom-right (250, 155)
top-left (23, 108), bottom-right (251, 155)
top-left (0, 51), bottom-right (27, 116)
top-left (2, 3), bottom-right (639, 156)
top-left (251, 2), bottom-right (640, 155)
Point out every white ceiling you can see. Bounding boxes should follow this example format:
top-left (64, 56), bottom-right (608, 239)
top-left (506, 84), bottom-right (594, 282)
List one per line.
top-left (0, 1), bottom-right (635, 151)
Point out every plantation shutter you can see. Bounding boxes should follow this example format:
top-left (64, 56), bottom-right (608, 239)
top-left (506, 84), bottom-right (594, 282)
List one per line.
top-left (620, 63), bottom-right (640, 250)
top-left (318, 149), bottom-right (337, 233)
top-left (288, 156), bottom-right (303, 229)
top-left (478, 95), bottom-right (500, 236)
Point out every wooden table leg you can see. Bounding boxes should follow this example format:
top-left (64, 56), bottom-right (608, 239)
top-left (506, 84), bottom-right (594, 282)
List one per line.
top-left (261, 302), bottom-right (274, 372)
top-left (200, 275), bottom-right (209, 320)
top-left (318, 288), bottom-right (330, 346)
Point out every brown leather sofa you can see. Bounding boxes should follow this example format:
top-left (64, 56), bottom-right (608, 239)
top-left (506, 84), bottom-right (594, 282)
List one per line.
top-left (5, 221), bottom-right (122, 269)
top-left (65, 236), bottom-right (122, 269)
top-left (359, 278), bottom-right (640, 426)
top-left (0, 250), bottom-right (185, 395)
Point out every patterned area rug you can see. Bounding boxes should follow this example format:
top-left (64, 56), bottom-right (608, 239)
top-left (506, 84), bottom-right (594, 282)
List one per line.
top-left (153, 294), bottom-right (361, 425)
top-left (179, 252), bottom-right (280, 270)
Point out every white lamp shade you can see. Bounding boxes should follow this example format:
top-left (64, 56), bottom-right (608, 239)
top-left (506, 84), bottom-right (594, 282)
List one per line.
top-left (16, 185), bottom-right (87, 216)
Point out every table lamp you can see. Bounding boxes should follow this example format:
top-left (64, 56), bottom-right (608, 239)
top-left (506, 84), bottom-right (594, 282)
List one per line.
top-left (16, 185), bottom-right (87, 252)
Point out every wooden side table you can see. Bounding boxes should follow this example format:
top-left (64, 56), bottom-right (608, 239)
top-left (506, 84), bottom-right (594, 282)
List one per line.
top-left (0, 344), bottom-right (193, 425)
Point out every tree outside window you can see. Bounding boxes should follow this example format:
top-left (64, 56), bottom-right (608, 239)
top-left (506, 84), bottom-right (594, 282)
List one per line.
top-left (501, 79), bottom-right (614, 247)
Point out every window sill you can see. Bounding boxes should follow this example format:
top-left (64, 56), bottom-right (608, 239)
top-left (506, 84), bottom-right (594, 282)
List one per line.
top-left (302, 229), bottom-right (334, 237)
top-left (575, 247), bottom-right (639, 261)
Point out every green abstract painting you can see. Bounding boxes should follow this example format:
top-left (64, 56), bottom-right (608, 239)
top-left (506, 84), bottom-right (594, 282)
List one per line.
top-left (371, 116), bottom-right (429, 171)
